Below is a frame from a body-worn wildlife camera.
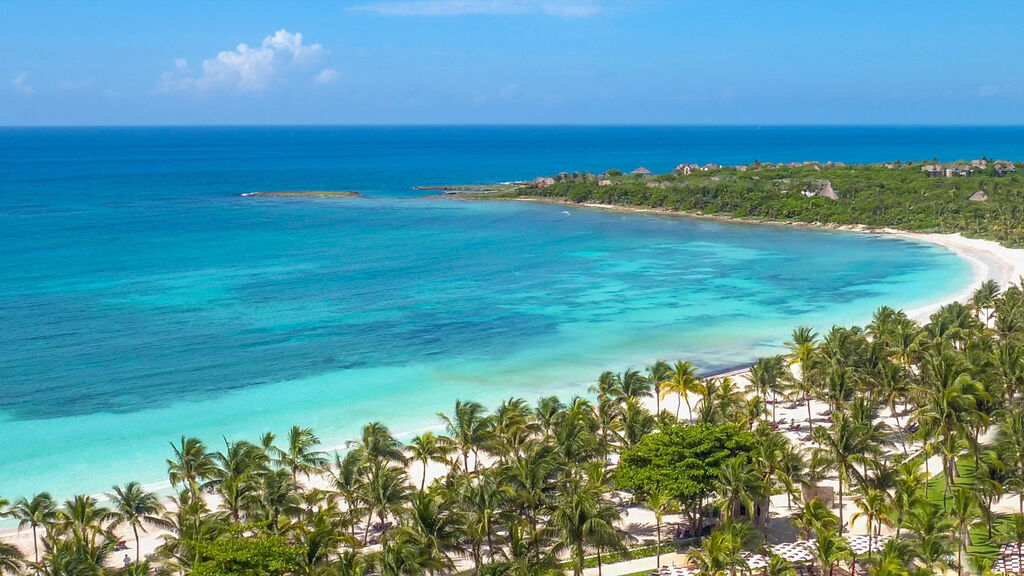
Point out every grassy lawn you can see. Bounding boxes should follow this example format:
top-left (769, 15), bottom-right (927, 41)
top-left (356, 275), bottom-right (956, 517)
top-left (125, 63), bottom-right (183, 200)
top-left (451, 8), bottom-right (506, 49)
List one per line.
top-left (924, 458), bottom-right (1014, 569)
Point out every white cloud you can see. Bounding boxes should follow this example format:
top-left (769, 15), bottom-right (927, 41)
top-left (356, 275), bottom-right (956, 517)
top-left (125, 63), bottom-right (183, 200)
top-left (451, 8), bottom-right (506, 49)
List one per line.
top-left (314, 68), bottom-right (340, 85)
top-left (159, 29), bottom-right (328, 93)
top-left (351, 0), bottom-right (604, 17)
top-left (11, 72), bottom-right (34, 95)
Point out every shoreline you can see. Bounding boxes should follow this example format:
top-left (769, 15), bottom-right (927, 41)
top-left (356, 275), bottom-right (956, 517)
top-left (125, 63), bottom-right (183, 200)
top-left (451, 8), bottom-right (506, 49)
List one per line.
top-left (6, 196), bottom-right (1024, 562)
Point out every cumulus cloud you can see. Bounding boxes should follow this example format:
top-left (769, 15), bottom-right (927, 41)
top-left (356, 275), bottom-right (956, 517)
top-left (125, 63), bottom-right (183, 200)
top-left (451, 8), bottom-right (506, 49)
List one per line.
top-left (351, 0), bottom-right (604, 17)
top-left (159, 30), bottom-right (328, 93)
top-left (11, 72), bottom-right (34, 95)
top-left (314, 68), bottom-right (340, 85)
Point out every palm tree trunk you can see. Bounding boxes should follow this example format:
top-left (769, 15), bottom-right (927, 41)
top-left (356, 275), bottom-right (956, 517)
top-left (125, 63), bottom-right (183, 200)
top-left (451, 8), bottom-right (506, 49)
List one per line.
top-left (133, 524), bottom-right (141, 563)
top-left (656, 519), bottom-right (661, 566)
top-left (421, 460), bottom-right (427, 491)
top-left (837, 476), bottom-right (844, 531)
top-left (676, 395), bottom-right (681, 420)
top-left (32, 525), bottom-right (38, 564)
top-left (362, 508), bottom-right (373, 545)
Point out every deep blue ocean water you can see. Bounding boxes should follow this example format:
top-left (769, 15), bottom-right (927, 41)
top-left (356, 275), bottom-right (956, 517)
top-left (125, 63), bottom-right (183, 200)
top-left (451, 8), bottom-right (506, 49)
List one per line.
top-left (1, 126), bottom-right (1010, 498)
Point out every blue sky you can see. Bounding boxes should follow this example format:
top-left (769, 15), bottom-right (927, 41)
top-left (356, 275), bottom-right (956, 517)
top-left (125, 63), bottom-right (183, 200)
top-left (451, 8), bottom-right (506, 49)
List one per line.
top-left (2, 0), bottom-right (1023, 125)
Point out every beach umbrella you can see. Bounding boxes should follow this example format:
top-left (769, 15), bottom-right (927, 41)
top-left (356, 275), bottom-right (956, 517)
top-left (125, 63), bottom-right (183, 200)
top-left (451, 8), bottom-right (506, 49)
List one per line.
top-left (992, 556), bottom-right (1024, 574)
top-left (844, 534), bottom-right (891, 556)
top-left (741, 551), bottom-right (769, 570)
top-left (769, 541), bottom-right (816, 564)
top-left (651, 567), bottom-right (697, 576)
top-left (1001, 543), bottom-right (1024, 556)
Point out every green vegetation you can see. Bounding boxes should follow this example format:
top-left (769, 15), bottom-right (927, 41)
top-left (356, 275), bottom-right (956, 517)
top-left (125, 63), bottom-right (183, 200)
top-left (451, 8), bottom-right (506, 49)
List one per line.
top-left (481, 161), bottom-right (1024, 246)
top-left (616, 424), bottom-right (755, 531)
top-left (190, 533), bottom-right (302, 576)
top-left (1, 280), bottom-right (1023, 576)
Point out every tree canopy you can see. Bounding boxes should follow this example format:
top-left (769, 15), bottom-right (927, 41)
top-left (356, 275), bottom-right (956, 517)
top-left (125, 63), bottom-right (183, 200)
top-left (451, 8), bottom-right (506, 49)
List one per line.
top-left (615, 423), bottom-right (755, 504)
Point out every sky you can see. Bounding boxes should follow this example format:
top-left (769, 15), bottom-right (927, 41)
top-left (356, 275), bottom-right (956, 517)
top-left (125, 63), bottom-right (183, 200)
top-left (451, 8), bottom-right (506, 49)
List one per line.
top-left (2, 0), bottom-right (1023, 126)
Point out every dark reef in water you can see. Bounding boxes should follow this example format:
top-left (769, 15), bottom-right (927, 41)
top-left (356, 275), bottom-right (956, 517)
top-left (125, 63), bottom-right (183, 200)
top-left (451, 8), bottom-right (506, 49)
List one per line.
top-left (242, 190), bottom-right (362, 198)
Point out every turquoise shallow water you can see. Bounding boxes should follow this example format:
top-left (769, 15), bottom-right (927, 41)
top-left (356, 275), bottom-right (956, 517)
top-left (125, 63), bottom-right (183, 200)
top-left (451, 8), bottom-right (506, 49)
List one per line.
top-left (0, 127), bottom-right (986, 499)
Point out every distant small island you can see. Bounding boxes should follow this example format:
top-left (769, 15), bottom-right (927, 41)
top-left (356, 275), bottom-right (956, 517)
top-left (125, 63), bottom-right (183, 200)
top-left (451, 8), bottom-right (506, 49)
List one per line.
top-left (452, 159), bottom-right (1024, 247)
top-left (242, 190), bottom-right (361, 198)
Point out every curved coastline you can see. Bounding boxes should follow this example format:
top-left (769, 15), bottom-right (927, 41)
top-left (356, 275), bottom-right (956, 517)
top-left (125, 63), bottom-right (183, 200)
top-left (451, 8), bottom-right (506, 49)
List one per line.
top-left (3, 197), bottom-right (1022, 558)
top-left (487, 197), bottom-right (1024, 321)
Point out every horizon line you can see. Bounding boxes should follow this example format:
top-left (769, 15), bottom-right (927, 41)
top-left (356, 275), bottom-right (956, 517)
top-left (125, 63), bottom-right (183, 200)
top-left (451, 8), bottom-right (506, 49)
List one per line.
top-left (3, 122), bottom-right (1024, 129)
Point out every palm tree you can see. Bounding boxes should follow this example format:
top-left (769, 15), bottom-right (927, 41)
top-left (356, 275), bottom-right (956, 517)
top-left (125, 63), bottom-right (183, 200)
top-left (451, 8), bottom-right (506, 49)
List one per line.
top-left (362, 461), bottom-right (411, 544)
top-left (688, 522), bottom-right (752, 576)
top-left (971, 279), bottom-right (1001, 326)
top-left (501, 442), bottom-right (557, 560)
top-left (811, 411), bottom-right (866, 530)
top-left (0, 542), bottom-right (23, 576)
top-left (749, 356), bottom-right (786, 421)
top-left (107, 482), bottom-right (169, 563)
top-left (7, 492), bottom-right (57, 564)
top-left (210, 438), bottom-right (266, 522)
top-left (59, 493), bottom-right (112, 552)
top-left (646, 360), bottom-right (672, 416)
top-left (950, 487), bottom-right (982, 576)
top-left (713, 456), bottom-right (767, 528)
top-left (482, 521), bottom-right (561, 576)
top-left (166, 436), bottom-right (215, 500)
top-left (550, 477), bottom-right (622, 576)
top-left (621, 398), bottom-right (655, 449)
top-left (812, 530), bottom-right (851, 576)
top-left (618, 368), bottom-right (652, 402)
top-left (438, 400), bottom-right (492, 473)
top-left (275, 425), bottom-right (328, 482)
top-left (785, 326), bottom-right (819, 425)
top-left (645, 488), bottom-right (678, 567)
top-left (997, 407), bottom-right (1024, 512)
top-left (851, 487), bottom-right (887, 557)
top-left (765, 554), bottom-right (795, 576)
top-left (406, 432), bottom-right (455, 491)
top-left (393, 492), bottom-right (462, 574)
top-left (349, 421), bottom-right (406, 466)
top-left (662, 360), bottom-right (701, 421)
top-left (790, 498), bottom-right (838, 541)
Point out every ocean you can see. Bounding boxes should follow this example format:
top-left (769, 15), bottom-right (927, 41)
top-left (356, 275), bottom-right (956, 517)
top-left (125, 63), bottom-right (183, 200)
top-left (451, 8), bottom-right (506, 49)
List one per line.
top-left (1, 125), bottom-right (1010, 499)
